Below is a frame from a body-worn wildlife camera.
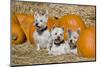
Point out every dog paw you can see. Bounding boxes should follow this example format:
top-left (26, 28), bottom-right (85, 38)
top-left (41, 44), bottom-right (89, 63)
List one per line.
top-left (46, 48), bottom-right (50, 51)
top-left (37, 48), bottom-right (40, 51)
top-left (48, 51), bottom-right (52, 55)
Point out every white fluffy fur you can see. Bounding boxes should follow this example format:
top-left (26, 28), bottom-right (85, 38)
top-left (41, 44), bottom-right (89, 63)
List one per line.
top-left (49, 27), bottom-right (70, 56)
top-left (33, 30), bottom-right (51, 51)
top-left (70, 48), bottom-right (77, 55)
top-left (49, 42), bottom-right (70, 56)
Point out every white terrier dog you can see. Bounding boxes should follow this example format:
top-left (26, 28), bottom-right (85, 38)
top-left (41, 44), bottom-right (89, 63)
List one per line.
top-left (49, 26), bottom-right (70, 56)
top-left (67, 28), bottom-right (80, 55)
top-left (33, 9), bottom-right (51, 51)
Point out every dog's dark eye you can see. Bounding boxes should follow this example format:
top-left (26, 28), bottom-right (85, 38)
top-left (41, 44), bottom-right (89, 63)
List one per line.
top-left (40, 20), bottom-right (43, 22)
top-left (60, 34), bottom-right (63, 36)
top-left (55, 33), bottom-right (57, 35)
top-left (74, 36), bottom-right (77, 39)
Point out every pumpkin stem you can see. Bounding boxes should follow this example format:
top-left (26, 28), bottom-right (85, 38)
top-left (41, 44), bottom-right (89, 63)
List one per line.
top-left (54, 16), bottom-right (59, 20)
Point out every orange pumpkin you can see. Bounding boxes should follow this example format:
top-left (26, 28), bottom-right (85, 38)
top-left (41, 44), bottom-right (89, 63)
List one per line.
top-left (16, 13), bottom-right (35, 44)
top-left (59, 14), bottom-right (86, 40)
top-left (12, 13), bottom-right (26, 44)
top-left (77, 26), bottom-right (96, 58)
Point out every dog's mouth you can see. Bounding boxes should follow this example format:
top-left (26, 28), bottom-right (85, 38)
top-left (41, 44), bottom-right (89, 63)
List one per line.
top-left (55, 39), bottom-right (60, 41)
top-left (69, 41), bottom-right (75, 45)
top-left (36, 26), bottom-right (43, 31)
top-left (69, 41), bottom-right (77, 49)
top-left (54, 40), bottom-right (65, 46)
top-left (55, 38), bottom-right (61, 42)
top-left (54, 38), bottom-right (63, 44)
top-left (35, 25), bottom-right (42, 29)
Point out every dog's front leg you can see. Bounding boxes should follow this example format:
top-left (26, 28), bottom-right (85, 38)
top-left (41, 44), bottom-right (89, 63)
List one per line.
top-left (36, 43), bottom-right (40, 50)
top-left (48, 50), bottom-right (52, 55)
top-left (47, 39), bottom-right (52, 51)
top-left (46, 44), bottom-right (50, 51)
top-left (52, 51), bottom-right (60, 56)
top-left (36, 40), bottom-right (40, 50)
top-left (48, 46), bottom-right (53, 55)
top-left (48, 48), bottom-right (58, 56)
top-left (35, 38), bottom-right (40, 50)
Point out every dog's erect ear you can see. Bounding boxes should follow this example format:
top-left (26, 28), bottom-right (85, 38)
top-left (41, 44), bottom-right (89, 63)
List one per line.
top-left (62, 27), bottom-right (64, 31)
top-left (50, 24), bottom-right (56, 32)
top-left (77, 28), bottom-right (80, 34)
top-left (46, 10), bottom-right (48, 15)
top-left (52, 24), bottom-right (56, 29)
top-left (67, 29), bottom-right (72, 38)
top-left (30, 9), bottom-right (34, 14)
top-left (45, 10), bottom-right (48, 21)
top-left (44, 10), bottom-right (48, 17)
top-left (67, 29), bottom-right (72, 33)
top-left (34, 11), bottom-right (39, 18)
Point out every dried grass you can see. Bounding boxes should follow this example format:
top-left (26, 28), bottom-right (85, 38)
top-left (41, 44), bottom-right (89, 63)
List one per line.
top-left (12, 42), bottom-right (95, 65)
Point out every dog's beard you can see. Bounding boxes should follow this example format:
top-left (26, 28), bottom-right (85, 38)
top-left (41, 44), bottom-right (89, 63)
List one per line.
top-left (35, 24), bottom-right (46, 30)
top-left (69, 42), bottom-right (77, 49)
top-left (55, 38), bottom-right (60, 42)
top-left (36, 26), bottom-right (47, 35)
top-left (36, 26), bottom-right (42, 30)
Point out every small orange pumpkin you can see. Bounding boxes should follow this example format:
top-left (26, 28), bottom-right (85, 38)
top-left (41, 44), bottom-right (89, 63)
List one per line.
top-left (59, 14), bottom-right (86, 40)
top-left (12, 13), bottom-right (26, 44)
top-left (77, 26), bottom-right (96, 58)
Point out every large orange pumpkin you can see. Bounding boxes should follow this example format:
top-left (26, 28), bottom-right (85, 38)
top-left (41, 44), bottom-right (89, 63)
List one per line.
top-left (59, 14), bottom-right (86, 40)
top-left (77, 26), bottom-right (96, 58)
top-left (12, 13), bottom-right (26, 44)
top-left (16, 13), bottom-right (35, 44)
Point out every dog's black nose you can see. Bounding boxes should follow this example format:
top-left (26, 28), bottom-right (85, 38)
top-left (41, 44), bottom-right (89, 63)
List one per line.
top-left (70, 40), bottom-right (72, 42)
top-left (35, 23), bottom-right (38, 26)
top-left (57, 36), bottom-right (60, 39)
